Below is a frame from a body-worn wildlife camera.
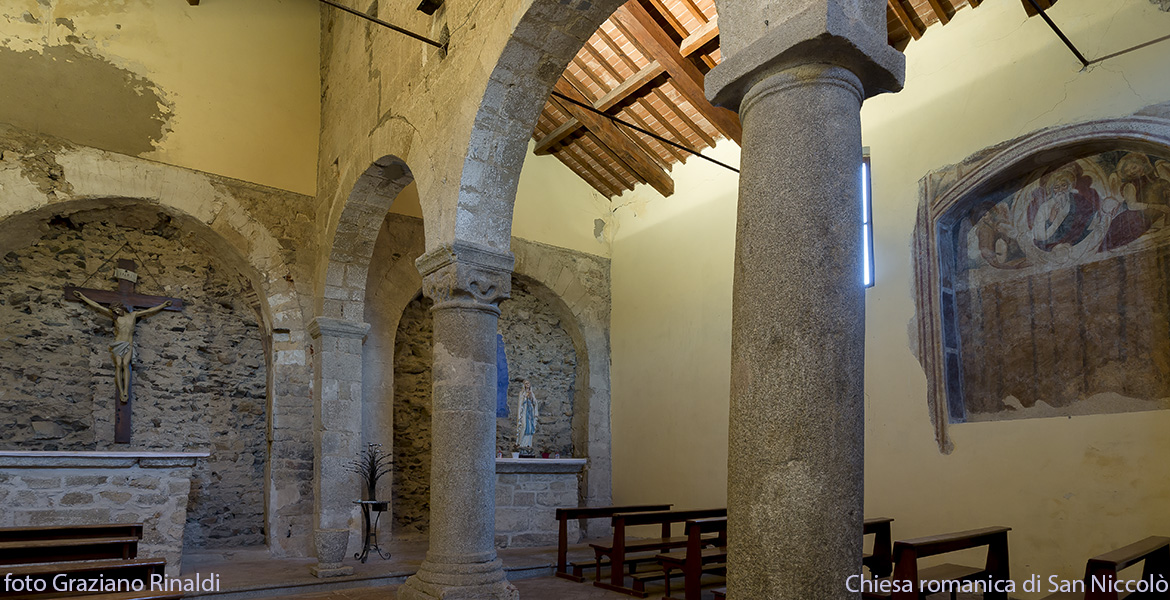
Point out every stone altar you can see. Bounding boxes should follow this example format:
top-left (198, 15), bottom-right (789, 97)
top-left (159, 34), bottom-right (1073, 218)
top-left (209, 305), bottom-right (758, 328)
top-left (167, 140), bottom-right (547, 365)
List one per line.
top-left (0, 451), bottom-right (209, 574)
top-left (494, 458), bottom-right (586, 548)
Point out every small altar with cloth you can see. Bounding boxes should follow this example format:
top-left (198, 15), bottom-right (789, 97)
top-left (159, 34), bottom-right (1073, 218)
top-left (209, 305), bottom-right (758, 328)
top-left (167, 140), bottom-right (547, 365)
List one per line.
top-left (0, 451), bottom-right (209, 574)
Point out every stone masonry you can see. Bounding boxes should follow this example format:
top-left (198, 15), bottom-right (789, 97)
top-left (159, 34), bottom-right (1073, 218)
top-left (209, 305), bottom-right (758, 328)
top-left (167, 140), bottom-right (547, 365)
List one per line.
top-left (0, 460), bottom-right (200, 574)
top-left (0, 207), bottom-right (268, 550)
top-left (391, 280), bottom-right (577, 537)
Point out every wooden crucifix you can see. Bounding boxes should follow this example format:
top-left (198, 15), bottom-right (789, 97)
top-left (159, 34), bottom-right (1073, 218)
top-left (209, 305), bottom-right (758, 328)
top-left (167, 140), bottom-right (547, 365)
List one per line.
top-left (65, 259), bottom-right (184, 444)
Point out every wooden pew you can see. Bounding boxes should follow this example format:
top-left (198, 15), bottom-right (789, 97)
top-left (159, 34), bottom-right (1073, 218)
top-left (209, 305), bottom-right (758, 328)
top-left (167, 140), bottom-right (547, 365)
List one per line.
top-left (655, 517), bottom-right (727, 600)
top-left (1041, 536), bottom-right (1170, 600)
top-left (0, 557), bottom-right (166, 599)
top-left (0, 524), bottom-right (144, 566)
top-left (864, 518), bottom-right (895, 580)
top-left (555, 504), bottom-right (673, 582)
top-left (864, 526), bottom-right (1012, 600)
top-left (592, 508), bottom-right (727, 597)
top-left (685, 517), bottom-right (892, 600)
top-left (0, 524), bottom-right (144, 543)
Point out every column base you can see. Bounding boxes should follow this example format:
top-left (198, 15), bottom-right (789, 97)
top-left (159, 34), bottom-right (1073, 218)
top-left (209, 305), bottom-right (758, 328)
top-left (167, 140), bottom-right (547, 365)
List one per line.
top-left (309, 564), bottom-right (354, 578)
top-left (399, 558), bottom-right (518, 600)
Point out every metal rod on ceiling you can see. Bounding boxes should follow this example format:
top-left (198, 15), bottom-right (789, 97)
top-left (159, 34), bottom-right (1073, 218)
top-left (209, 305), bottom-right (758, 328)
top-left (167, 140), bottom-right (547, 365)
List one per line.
top-left (550, 91), bottom-right (741, 174)
top-left (1024, 0), bottom-right (1090, 68)
top-left (319, 0), bottom-right (739, 175)
top-left (317, 0), bottom-right (445, 50)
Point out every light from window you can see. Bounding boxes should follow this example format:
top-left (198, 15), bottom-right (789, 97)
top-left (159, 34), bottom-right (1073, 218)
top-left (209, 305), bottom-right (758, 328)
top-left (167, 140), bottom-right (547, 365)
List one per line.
top-left (862, 156), bottom-right (875, 288)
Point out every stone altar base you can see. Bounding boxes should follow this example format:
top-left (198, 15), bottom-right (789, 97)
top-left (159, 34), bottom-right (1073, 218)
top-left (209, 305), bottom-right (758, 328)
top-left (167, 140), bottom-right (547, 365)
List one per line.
top-left (0, 451), bottom-right (209, 574)
top-left (494, 458), bottom-right (586, 549)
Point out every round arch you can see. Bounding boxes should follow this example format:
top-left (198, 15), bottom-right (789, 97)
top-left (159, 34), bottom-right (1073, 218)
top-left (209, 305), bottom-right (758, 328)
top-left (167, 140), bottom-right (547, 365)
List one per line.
top-left (319, 156), bottom-right (415, 321)
top-left (913, 114), bottom-right (1170, 453)
top-left (0, 142), bottom-right (316, 557)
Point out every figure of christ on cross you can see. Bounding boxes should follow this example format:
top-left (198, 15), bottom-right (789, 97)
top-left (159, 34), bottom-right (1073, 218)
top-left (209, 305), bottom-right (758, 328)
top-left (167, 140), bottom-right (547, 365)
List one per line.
top-left (65, 258), bottom-right (184, 443)
top-left (72, 290), bottom-right (171, 403)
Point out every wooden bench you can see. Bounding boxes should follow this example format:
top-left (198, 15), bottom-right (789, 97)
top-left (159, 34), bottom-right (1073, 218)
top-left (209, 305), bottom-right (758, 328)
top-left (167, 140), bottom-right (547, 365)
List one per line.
top-left (864, 518), bottom-right (895, 580)
top-left (864, 526), bottom-right (1011, 600)
top-left (685, 517), bottom-right (891, 600)
top-left (0, 557), bottom-right (167, 599)
top-left (555, 504), bottom-right (672, 582)
top-left (1041, 536), bottom-right (1170, 600)
top-left (654, 517), bottom-right (727, 600)
top-left (0, 524), bottom-right (144, 544)
top-left (0, 524), bottom-right (145, 566)
top-left (592, 508), bottom-right (727, 597)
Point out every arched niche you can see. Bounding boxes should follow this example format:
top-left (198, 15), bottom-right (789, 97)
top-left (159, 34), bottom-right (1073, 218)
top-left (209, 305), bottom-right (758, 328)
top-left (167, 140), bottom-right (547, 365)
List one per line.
top-left (0, 199), bottom-right (274, 552)
top-left (362, 210), bottom-right (612, 541)
top-left (914, 115), bottom-right (1170, 452)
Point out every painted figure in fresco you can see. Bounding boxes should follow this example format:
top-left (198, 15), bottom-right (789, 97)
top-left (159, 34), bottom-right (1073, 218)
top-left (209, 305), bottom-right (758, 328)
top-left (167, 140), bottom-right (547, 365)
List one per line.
top-left (1102, 153), bottom-right (1170, 251)
top-left (1027, 164), bottom-right (1099, 252)
top-left (73, 290), bottom-right (172, 403)
top-left (515, 380), bottom-right (538, 450)
top-left (975, 202), bottom-right (1028, 269)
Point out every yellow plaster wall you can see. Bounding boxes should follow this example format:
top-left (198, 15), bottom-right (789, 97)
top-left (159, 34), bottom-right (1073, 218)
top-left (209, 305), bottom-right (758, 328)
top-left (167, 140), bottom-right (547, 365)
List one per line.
top-left (511, 141), bottom-right (615, 257)
top-left (0, 0), bottom-right (320, 195)
top-left (609, 0), bottom-right (1170, 593)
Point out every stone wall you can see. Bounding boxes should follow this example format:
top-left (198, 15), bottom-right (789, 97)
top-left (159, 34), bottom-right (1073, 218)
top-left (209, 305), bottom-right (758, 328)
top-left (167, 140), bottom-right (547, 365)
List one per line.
top-left (494, 471), bottom-right (580, 549)
top-left (391, 297), bottom-right (433, 537)
top-left (0, 206), bottom-right (268, 549)
top-left (0, 461), bottom-right (197, 574)
top-left (390, 279), bottom-right (578, 536)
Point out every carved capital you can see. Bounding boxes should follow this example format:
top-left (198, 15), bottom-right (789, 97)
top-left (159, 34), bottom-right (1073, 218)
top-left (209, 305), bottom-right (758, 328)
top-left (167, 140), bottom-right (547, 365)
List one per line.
top-left (416, 242), bottom-right (514, 314)
top-left (706, 0), bottom-right (905, 111)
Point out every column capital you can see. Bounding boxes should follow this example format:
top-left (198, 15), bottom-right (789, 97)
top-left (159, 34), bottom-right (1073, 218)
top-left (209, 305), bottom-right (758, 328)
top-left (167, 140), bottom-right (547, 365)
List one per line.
top-left (309, 316), bottom-right (371, 340)
top-left (416, 241), bottom-right (515, 314)
top-left (706, 0), bottom-right (905, 111)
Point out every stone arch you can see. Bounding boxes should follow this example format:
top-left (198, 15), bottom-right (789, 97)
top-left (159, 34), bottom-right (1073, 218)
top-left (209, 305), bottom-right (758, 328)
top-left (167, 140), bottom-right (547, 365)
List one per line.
top-left (369, 227), bottom-right (612, 530)
top-left (321, 156), bottom-right (415, 320)
top-left (0, 138), bottom-right (316, 557)
top-left (913, 114), bottom-right (1170, 453)
top-left (451, 0), bottom-right (626, 251)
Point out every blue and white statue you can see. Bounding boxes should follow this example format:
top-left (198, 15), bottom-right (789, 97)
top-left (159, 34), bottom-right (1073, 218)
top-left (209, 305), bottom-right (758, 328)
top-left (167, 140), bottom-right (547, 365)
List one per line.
top-left (515, 380), bottom-right (539, 450)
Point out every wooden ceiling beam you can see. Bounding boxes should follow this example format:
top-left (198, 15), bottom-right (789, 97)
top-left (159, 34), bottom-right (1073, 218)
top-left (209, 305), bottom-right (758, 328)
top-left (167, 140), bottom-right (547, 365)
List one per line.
top-left (612, 3), bottom-right (742, 145)
top-left (888, 0), bottom-right (922, 40)
top-left (926, 0), bottom-right (951, 25)
top-left (534, 61), bottom-right (666, 154)
top-left (680, 14), bottom-right (719, 57)
top-left (551, 77), bottom-right (674, 197)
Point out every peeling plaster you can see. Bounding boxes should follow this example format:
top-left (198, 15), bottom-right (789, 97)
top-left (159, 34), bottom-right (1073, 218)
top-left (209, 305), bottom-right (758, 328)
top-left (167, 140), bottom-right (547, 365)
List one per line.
top-left (0, 45), bottom-right (171, 156)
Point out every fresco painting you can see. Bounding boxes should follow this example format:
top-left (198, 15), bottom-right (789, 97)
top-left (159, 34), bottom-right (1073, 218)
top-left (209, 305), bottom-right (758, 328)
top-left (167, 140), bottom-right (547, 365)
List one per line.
top-left (949, 150), bottom-right (1170, 420)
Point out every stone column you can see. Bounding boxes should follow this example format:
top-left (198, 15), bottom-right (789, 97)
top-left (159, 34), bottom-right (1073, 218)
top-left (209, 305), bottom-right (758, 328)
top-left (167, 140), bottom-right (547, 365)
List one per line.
top-left (309, 316), bottom-right (370, 578)
top-left (400, 242), bottom-right (518, 600)
top-left (706, 2), bottom-right (904, 598)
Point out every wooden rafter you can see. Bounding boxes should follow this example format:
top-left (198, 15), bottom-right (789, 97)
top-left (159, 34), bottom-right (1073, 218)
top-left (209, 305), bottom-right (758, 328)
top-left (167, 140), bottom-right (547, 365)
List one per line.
top-left (551, 77), bottom-right (675, 197)
top-left (680, 14), bottom-right (719, 57)
top-left (535, 61), bottom-right (666, 154)
top-left (926, 0), bottom-right (950, 25)
top-left (612, 3), bottom-right (741, 145)
top-left (888, 0), bottom-right (921, 40)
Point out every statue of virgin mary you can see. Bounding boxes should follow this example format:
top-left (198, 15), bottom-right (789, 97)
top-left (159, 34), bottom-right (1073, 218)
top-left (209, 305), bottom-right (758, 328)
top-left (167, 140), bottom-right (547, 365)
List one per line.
top-left (515, 380), bottom-right (539, 450)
